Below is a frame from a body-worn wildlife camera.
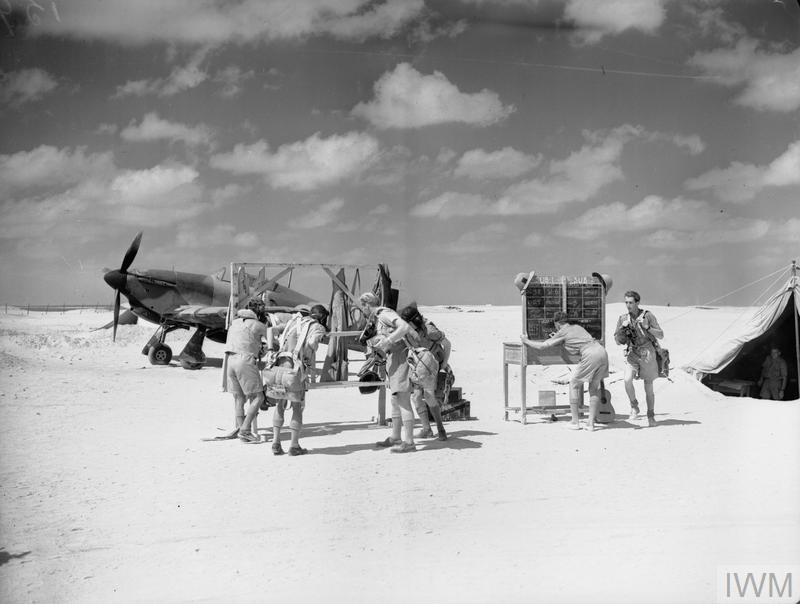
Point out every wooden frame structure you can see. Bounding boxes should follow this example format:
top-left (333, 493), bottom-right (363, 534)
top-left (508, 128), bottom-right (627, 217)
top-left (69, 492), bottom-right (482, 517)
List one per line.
top-left (504, 271), bottom-right (611, 424)
top-left (227, 262), bottom-right (391, 424)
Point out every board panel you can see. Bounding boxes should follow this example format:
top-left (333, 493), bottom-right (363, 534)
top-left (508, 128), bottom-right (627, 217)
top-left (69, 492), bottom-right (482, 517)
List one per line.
top-left (522, 274), bottom-right (606, 342)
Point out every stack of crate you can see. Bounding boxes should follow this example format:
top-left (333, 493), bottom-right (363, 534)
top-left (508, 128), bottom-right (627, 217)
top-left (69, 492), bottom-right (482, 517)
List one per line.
top-left (439, 384), bottom-right (471, 420)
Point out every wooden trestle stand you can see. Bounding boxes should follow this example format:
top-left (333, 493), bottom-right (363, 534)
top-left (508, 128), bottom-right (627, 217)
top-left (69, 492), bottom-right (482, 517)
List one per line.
top-left (503, 271), bottom-right (611, 424)
top-left (226, 262), bottom-right (391, 425)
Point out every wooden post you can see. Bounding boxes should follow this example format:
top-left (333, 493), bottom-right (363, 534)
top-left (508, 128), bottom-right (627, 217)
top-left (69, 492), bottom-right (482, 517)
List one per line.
top-left (793, 261), bottom-right (799, 401)
top-left (378, 385), bottom-right (386, 425)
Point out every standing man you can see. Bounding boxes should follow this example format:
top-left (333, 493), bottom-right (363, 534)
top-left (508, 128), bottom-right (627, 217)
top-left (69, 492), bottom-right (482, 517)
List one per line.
top-left (224, 298), bottom-right (268, 443)
top-left (270, 304), bottom-right (329, 456)
top-left (614, 290), bottom-right (664, 427)
top-left (758, 347), bottom-right (788, 400)
top-left (400, 303), bottom-right (449, 441)
top-left (360, 292), bottom-right (416, 453)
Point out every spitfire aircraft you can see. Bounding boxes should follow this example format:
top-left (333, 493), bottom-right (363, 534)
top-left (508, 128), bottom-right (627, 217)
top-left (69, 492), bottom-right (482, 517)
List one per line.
top-left (103, 232), bottom-right (396, 371)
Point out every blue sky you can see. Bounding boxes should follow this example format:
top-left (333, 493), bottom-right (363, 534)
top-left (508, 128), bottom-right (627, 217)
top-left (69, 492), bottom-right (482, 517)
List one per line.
top-left (1, 0), bottom-right (798, 307)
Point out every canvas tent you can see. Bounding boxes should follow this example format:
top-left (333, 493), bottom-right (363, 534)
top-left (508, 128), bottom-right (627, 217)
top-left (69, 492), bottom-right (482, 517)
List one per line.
top-left (686, 271), bottom-right (800, 400)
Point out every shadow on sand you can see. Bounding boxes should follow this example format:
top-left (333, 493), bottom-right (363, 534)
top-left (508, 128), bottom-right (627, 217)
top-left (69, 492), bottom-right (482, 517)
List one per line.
top-left (303, 426), bottom-right (497, 456)
top-left (0, 549), bottom-right (31, 566)
top-left (593, 413), bottom-right (701, 431)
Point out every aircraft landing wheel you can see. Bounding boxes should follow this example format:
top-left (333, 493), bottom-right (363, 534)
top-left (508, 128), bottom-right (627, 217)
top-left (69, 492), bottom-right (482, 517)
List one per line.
top-left (148, 343), bottom-right (173, 365)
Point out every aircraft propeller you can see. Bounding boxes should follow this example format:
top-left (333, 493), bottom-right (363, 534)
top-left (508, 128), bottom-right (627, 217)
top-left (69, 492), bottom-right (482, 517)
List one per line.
top-left (104, 231), bottom-right (142, 341)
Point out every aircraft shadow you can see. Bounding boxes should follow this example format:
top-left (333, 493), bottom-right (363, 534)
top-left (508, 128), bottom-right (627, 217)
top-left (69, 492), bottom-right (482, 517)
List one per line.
top-left (203, 357), bottom-right (224, 368)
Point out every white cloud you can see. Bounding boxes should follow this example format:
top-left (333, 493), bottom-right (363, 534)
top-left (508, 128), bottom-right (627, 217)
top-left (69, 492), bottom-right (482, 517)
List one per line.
top-left (679, 5), bottom-right (746, 45)
top-left (689, 39), bottom-right (800, 112)
top-left (113, 47), bottom-right (210, 98)
top-left (30, 0), bottom-right (427, 45)
top-left (109, 164), bottom-right (199, 203)
top-left (411, 125), bottom-right (712, 219)
top-left (0, 145), bottom-right (115, 196)
top-left (523, 233), bottom-right (547, 247)
top-left (454, 147), bottom-right (541, 180)
top-left (213, 66), bottom-right (255, 98)
top-left (351, 63), bottom-right (515, 129)
top-left (0, 68), bottom-right (58, 107)
top-left (646, 220), bottom-right (769, 249)
top-left (685, 141), bottom-right (800, 202)
top-left (554, 195), bottom-right (771, 249)
top-left (210, 131), bottom-right (381, 191)
top-left (176, 224), bottom-right (260, 249)
top-left (120, 113), bottom-right (214, 147)
top-left (770, 218), bottom-right (800, 243)
top-left (288, 198), bottom-right (346, 229)
top-left (565, 0), bottom-right (666, 44)
top-left (210, 183), bottom-right (252, 207)
top-left (412, 124), bottom-right (639, 218)
top-left (324, 0), bottom-right (425, 41)
top-left (433, 223), bottom-right (510, 255)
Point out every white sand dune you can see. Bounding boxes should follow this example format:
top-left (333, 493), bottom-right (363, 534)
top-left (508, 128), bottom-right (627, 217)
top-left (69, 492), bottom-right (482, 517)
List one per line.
top-left (1, 305), bottom-right (798, 604)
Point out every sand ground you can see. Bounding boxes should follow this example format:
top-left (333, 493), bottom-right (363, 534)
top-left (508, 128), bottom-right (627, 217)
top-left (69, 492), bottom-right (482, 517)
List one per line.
top-left (1, 304), bottom-right (798, 603)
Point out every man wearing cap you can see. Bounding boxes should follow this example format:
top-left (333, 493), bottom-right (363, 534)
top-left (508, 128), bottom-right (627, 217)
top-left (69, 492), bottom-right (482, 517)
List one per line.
top-left (270, 304), bottom-right (329, 456)
top-left (224, 297), bottom-right (268, 443)
top-left (359, 292), bottom-right (416, 453)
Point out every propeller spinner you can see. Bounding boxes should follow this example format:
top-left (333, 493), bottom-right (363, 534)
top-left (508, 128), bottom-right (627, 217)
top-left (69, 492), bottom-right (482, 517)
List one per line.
top-left (103, 231), bottom-right (142, 341)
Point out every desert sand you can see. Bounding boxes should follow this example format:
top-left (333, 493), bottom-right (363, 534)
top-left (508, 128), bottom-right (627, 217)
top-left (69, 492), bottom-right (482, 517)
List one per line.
top-left (1, 303), bottom-right (798, 604)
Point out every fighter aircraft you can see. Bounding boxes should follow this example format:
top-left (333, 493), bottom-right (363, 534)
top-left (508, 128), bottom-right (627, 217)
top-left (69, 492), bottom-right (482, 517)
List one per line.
top-left (103, 232), bottom-right (321, 369)
top-left (103, 232), bottom-right (396, 371)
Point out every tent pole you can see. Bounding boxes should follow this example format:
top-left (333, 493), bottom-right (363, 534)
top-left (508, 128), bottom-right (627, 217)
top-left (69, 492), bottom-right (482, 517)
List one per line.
top-left (793, 260), bottom-right (799, 401)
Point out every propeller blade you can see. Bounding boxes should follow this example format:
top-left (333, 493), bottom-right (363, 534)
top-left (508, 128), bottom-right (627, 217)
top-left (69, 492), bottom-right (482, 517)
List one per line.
top-left (120, 231), bottom-right (142, 273)
top-left (113, 289), bottom-right (121, 342)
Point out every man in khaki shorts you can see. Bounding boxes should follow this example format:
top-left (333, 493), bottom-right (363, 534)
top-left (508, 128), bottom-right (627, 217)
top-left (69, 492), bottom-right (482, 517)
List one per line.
top-left (224, 298), bottom-right (268, 443)
top-left (614, 290), bottom-right (664, 427)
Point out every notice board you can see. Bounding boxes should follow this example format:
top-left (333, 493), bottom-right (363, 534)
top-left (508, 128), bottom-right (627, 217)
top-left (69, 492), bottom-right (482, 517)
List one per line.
top-left (520, 273), bottom-right (608, 344)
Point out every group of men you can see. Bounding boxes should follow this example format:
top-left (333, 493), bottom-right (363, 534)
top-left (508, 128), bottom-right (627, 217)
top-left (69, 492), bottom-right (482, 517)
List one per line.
top-left (223, 298), bottom-right (329, 455)
top-left (222, 291), bottom-right (453, 455)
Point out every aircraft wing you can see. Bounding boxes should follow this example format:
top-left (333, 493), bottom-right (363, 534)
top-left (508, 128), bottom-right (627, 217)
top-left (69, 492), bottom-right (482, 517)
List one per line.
top-left (161, 305), bottom-right (228, 329)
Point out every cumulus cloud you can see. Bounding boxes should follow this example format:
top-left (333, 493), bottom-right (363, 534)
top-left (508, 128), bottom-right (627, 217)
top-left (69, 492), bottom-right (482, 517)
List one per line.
top-left (565, 0), bottom-right (666, 44)
top-left (28, 0), bottom-right (427, 45)
top-left (454, 147), bottom-right (541, 180)
top-left (554, 195), bottom-right (771, 249)
top-left (210, 131), bottom-right (381, 191)
top-left (412, 124), bottom-right (706, 218)
top-left (213, 65), bottom-right (255, 98)
top-left (113, 47), bottom-right (210, 98)
top-left (0, 159), bottom-right (209, 241)
top-left (288, 198), bottom-right (346, 229)
top-left (684, 141), bottom-right (800, 202)
top-left (689, 39), bottom-right (800, 112)
top-left (175, 224), bottom-right (260, 249)
top-left (102, 164), bottom-right (205, 226)
top-left (432, 223), bottom-right (511, 255)
top-left (120, 113), bottom-right (214, 147)
top-left (0, 68), bottom-right (58, 107)
top-left (770, 218), bottom-right (800, 242)
top-left (351, 63), bottom-right (515, 129)
top-left (0, 145), bottom-right (115, 196)
top-left (210, 183), bottom-right (252, 207)
top-left (412, 124), bottom-right (639, 218)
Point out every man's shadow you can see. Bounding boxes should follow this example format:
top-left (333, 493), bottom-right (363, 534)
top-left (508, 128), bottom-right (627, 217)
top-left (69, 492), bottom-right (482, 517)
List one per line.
top-left (306, 428), bottom-right (497, 456)
top-left (0, 549), bottom-right (31, 567)
top-left (594, 413), bottom-right (701, 430)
